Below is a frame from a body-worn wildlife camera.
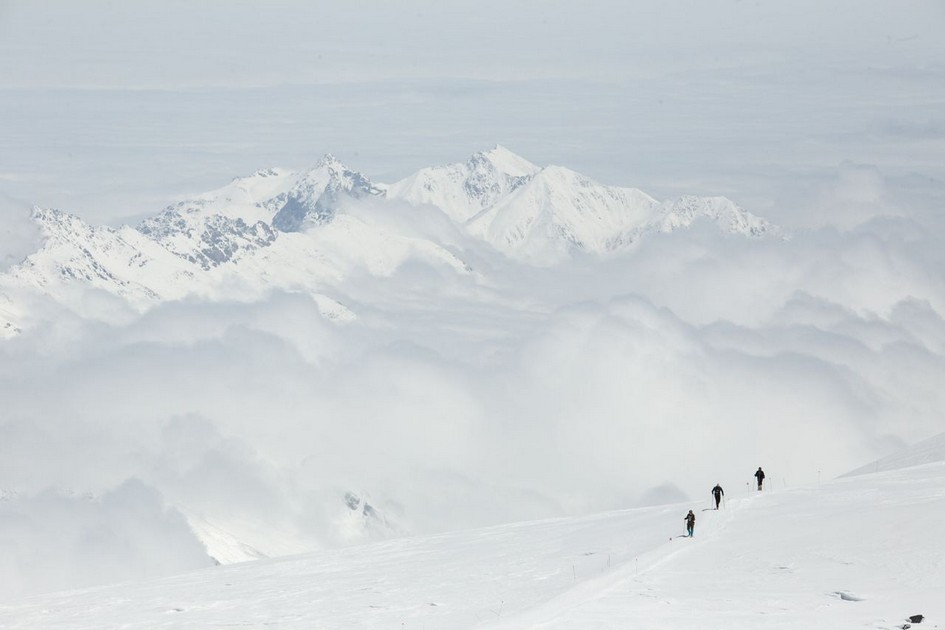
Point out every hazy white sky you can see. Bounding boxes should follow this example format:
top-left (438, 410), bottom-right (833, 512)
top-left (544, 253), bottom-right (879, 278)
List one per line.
top-left (1, 0), bottom-right (943, 224)
top-left (0, 1), bottom-right (940, 87)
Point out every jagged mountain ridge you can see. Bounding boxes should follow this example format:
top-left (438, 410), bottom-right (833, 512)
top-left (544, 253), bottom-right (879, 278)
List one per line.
top-left (138, 155), bottom-right (383, 270)
top-left (386, 146), bottom-right (776, 262)
top-left (0, 147), bottom-right (777, 337)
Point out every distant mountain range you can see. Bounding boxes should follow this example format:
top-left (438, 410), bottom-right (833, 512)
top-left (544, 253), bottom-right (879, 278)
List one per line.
top-left (390, 146), bottom-right (773, 260)
top-left (0, 147), bottom-right (777, 337)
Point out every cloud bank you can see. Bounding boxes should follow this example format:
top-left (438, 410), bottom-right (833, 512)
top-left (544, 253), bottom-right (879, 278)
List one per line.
top-left (0, 194), bottom-right (42, 272)
top-left (1, 163), bottom-right (943, 598)
top-left (0, 480), bottom-right (211, 600)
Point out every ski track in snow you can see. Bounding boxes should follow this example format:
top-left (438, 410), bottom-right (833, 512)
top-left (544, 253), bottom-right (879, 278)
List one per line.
top-left (0, 462), bottom-right (941, 629)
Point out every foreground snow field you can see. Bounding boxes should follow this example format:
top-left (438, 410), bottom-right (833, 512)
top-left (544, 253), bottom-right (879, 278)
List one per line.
top-left (0, 457), bottom-right (941, 629)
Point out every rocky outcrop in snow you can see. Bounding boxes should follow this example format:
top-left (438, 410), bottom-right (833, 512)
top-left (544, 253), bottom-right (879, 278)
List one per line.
top-left (271, 154), bottom-right (383, 232)
top-left (139, 155), bottom-right (383, 268)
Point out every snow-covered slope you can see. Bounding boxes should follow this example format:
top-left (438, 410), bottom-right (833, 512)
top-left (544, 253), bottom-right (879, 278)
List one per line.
top-left (465, 165), bottom-right (661, 261)
top-left (1, 459), bottom-right (939, 628)
top-left (844, 431), bottom-right (945, 476)
top-left (5, 207), bottom-right (201, 309)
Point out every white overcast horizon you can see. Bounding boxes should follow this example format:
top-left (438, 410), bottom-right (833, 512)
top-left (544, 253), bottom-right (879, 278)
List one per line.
top-left (1, 0), bottom-right (943, 226)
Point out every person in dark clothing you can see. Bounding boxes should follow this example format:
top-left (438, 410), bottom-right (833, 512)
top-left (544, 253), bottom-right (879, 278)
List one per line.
top-left (711, 484), bottom-right (724, 509)
top-left (684, 510), bottom-right (695, 537)
top-left (755, 467), bottom-right (765, 491)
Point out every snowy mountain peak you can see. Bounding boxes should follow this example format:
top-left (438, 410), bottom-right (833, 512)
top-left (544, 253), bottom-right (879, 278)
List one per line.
top-left (464, 165), bottom-right (662, 263)
top-left (271, 158), bottom-right (382, 232)
top-left (31, 205), bottom-right (78, 232)
top-left (1, 148), bottom-right (782, 337)
top-left (315, 153), bottom-right (343, 168)
top-left (385, 146), bottom-right (540, 223)
top-left (132, 154), bottom-right (384, 264)
top-left (471, 145), bottom-right (540, 178)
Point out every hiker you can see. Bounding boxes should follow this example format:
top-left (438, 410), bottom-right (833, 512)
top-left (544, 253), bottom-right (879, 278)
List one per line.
top-left (755, 467), bottom-right (765, 491)
top-left (684, 510), bottom-right (695, 537)
top-left (711, 483), bottom-right (724, 509)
